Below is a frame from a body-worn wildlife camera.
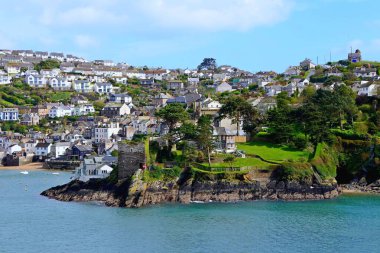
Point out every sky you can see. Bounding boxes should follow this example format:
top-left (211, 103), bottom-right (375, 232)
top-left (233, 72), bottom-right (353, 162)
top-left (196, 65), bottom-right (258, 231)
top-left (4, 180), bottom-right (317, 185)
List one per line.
top-left (0, 0), bottom-right (379, 72)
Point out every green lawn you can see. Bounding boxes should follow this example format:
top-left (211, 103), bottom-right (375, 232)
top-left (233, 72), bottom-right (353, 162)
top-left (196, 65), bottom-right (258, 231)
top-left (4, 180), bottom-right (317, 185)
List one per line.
top-left (202, 157), bottom-right (272, 168)
top-left (49, 91), bottom-right (74, 102)
top-left (237, 141), bottom-right (310, 163)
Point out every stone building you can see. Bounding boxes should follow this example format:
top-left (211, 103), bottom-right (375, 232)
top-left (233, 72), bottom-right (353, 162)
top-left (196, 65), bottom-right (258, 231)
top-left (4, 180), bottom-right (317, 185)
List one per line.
top-left (118, 141), bottom-right (146, 179)
top-left (348, 49), bottom-right (362, 63)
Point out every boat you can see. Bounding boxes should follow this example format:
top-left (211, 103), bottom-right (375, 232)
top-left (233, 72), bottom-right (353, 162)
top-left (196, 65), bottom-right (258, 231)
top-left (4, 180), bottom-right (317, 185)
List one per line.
top-left (20, 171), bottom-right (29, 175)
top-left (52, 172), bottom-right (60, 175)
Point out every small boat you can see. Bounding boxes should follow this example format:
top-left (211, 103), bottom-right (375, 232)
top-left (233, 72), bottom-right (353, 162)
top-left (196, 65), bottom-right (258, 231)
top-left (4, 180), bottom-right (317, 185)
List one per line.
top-left (52, 172), bottom-right (60, 175)
top-left (20, 171), bottom-right (29, 175)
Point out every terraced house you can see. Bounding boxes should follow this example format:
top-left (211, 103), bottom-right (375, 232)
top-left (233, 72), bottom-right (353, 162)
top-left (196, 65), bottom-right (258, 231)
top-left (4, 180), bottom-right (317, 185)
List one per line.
top-left (0, 108), bottom-right (19, 121)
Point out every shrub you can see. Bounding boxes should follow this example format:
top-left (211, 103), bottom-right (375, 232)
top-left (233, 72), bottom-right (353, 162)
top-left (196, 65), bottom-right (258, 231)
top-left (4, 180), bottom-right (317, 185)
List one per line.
top-left (280, 162), bottom-right (314, 184)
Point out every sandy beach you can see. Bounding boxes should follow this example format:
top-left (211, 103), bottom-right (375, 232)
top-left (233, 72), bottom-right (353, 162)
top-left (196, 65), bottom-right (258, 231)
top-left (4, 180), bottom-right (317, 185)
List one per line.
top-left (0, 162), bottom-right (45, 171)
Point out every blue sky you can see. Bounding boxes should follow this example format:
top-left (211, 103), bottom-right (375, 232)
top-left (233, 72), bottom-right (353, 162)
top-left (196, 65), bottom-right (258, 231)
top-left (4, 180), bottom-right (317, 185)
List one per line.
top-left (0, 0), bottom-right (379, 72)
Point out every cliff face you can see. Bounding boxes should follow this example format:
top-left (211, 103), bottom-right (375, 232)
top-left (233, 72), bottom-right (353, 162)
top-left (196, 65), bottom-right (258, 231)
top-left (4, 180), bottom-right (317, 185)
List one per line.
top-left (41, 176), bottom-right (339, 208)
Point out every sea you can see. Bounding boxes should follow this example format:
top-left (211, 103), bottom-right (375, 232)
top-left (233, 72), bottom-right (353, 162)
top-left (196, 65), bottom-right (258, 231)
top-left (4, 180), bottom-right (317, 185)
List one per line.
top-left (1, 169), bottom-right (380, 253)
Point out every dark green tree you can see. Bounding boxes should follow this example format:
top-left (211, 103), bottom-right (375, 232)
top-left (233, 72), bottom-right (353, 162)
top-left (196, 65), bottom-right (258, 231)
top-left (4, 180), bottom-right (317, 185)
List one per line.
top-left (156, 103), bottom-right (189, 157)
top-left (197, 58), bottom-right (217, 71)
top-left (196, 115), bottom-right (214, 167)
top-left (267, 92), bottom-right (294, 143)
top-left (218, 95), bottom-right (253, 136)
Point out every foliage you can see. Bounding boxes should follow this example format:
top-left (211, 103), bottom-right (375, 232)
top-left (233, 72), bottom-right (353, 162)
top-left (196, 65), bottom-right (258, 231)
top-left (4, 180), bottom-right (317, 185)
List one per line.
top-left (218, 95), bottom-right (258, 136)
top-left (93, 101), bottom-right (105, 111)
top-left (310, 143), bottom-right (338, 179)
top-left (280, 162), bottom-right (314, 184)
top-left (155, 103), bottom-right (189, 132)
top-left (34, 59), bottom-right (60, 72)
top-left (111, 150), bottom-right (119, 157)
top-left (197, 58), bottom-right (217, 71)
top-left (196, 115), bottom-right (214, 166)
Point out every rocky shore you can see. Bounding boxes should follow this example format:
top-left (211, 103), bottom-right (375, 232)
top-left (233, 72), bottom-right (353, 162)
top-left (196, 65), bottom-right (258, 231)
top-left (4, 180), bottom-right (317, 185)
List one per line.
top-left (41, 175), bottom-right (339, 208)
top-left (339, 179), bottom-right (380, 194)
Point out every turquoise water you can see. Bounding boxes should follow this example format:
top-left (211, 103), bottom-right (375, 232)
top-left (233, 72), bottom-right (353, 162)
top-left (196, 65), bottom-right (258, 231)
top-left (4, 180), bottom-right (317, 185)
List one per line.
top-left (1, 170), bottom-right (380, 253)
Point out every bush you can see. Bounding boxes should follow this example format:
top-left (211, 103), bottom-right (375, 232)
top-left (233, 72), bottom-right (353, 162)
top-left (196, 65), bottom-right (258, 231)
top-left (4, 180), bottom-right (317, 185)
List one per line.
top-left (292, 135), bottom-right (307, 149)
top-left (280, 162), bottom-right (314, 184)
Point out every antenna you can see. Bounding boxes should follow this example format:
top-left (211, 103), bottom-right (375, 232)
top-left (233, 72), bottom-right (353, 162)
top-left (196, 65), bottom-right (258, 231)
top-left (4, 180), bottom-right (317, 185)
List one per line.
top-left (330, 51), bottom-right (332, 63)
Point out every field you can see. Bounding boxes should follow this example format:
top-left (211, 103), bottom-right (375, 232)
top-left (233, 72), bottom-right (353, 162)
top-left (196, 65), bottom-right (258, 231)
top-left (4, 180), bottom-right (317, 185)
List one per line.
top-left (237, 141), bottom-right (310, 163)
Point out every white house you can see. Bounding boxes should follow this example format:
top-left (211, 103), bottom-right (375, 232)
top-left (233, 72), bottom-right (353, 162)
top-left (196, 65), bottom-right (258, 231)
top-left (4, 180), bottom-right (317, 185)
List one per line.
top-left (0, 74), bottom-right (11, 84)
top-left (40, 68), bottom-right (61, 77)
top-left (50, 52), bottom-right (65, 61)
top-left (94, 82), bottom-right (114, 94)
top-left (49, 77), bottom-right (72, 90)
top-left (94, 122), bottom-right (120, 143)
top-left (216, 82), bottom-right (233, 93)
top-left (202, 98), bottom-right (222, 109)
top-left (109, 93), bottom-right (132, 104)
top-left (35, 143), bottom-right (52, 156)
top-left (25, 74), bottom-right (48, 88)
top-left (72, 104), bottom-right (95, 116)
top-left (25, 140), bottom-right (39, 154)
top-left (5, 64), bottom-right (22, 74)
top-left (73, 80), bottom-right (93, 93)
top-left (7, 144), bottom-right (22, 155)
top-left (358, 83), bottom-right (378, 97)
top-left (74, 157), bottom-right (113, 182)
top-left (354, 67), bottom-right (378, 78)
top-left (0, 108), bottom-right (19, 121)
top-left (49, 105), bottom-right (73, 118)
top-left (51, 142), bottom-right (70, 158)
top-left (113, 76), bottom-right (128, 84)
top-left (34, 51), bottom-right (49, 59)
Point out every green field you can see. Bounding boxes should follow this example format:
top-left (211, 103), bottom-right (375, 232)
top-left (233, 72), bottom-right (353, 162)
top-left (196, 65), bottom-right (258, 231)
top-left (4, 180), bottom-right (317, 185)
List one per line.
top-left (237, 141), bottom-right (310, 163)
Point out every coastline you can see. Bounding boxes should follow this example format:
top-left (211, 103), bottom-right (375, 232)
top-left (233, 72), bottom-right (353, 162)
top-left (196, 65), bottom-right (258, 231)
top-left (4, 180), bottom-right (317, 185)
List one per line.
top-left (0, 162), bottom-right (45, 171)
top-left (41, 176), bottom-right (340, 208)
top-left (339, 183), bottom-right (380, 195)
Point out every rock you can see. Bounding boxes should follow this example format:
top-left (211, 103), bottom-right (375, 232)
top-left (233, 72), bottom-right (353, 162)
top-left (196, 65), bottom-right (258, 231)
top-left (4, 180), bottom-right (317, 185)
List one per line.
top-left (41, 175), bottom-right (340, 208)
top-left (359, 177), bottom-right (367, 187)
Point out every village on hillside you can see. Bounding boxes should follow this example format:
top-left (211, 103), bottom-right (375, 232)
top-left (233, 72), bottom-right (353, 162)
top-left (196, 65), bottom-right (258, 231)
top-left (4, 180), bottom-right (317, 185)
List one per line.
top-left (0, 48), bottom-right (378, 182)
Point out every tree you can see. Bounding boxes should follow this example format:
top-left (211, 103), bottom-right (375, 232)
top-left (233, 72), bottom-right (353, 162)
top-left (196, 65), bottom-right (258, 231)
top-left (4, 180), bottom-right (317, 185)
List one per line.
top-left (93, 101), bottom-right (105, 112)
top-left (218, 95), bottom-right (253, 136)
top-left (333, 85), bottom-right (357, 128)
top-left (176, 122), bottom-right (197, 141)
top-left (296, 102), bottom-right (330, 145)
top-left (156, 103), bottom-right (189, 157)
top-left (267, 93), bottom-right (294, 143)
top-left (34, 59), bottom-right (60, 72)
top-left (197, 58), bottom-right (217, 71)
top-left (196, 115), bottom-right (214, 167)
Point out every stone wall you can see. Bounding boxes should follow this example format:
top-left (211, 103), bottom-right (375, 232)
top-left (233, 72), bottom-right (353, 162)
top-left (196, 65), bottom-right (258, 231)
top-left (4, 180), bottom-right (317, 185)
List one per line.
top-left (118, 141), bottom-right (146, 179)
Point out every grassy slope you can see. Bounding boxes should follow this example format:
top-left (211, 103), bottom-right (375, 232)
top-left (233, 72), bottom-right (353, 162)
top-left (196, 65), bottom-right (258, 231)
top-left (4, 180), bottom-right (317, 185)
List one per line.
top-left (237, 141), bottom-right (310, 163)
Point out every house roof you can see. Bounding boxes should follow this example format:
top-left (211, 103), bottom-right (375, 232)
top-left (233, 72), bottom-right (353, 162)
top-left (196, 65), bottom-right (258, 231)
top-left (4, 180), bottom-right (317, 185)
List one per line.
top-left (214, 127), bottom-right (234, 136)
top-left (36, 143), bottom-right (51, 148)
top-left (74, 145), bottom-right (92, 152)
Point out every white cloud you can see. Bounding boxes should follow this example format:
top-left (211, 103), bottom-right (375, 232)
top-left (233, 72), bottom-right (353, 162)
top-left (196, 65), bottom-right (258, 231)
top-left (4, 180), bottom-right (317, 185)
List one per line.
top-left (74, 35), bottom-right (99, 48)
top-left (31, 0), bottom-right (294, 31)
top-left (34, 0), bottom-right (128, 26)
top-left (135, 0), bottom-right (295, 31)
